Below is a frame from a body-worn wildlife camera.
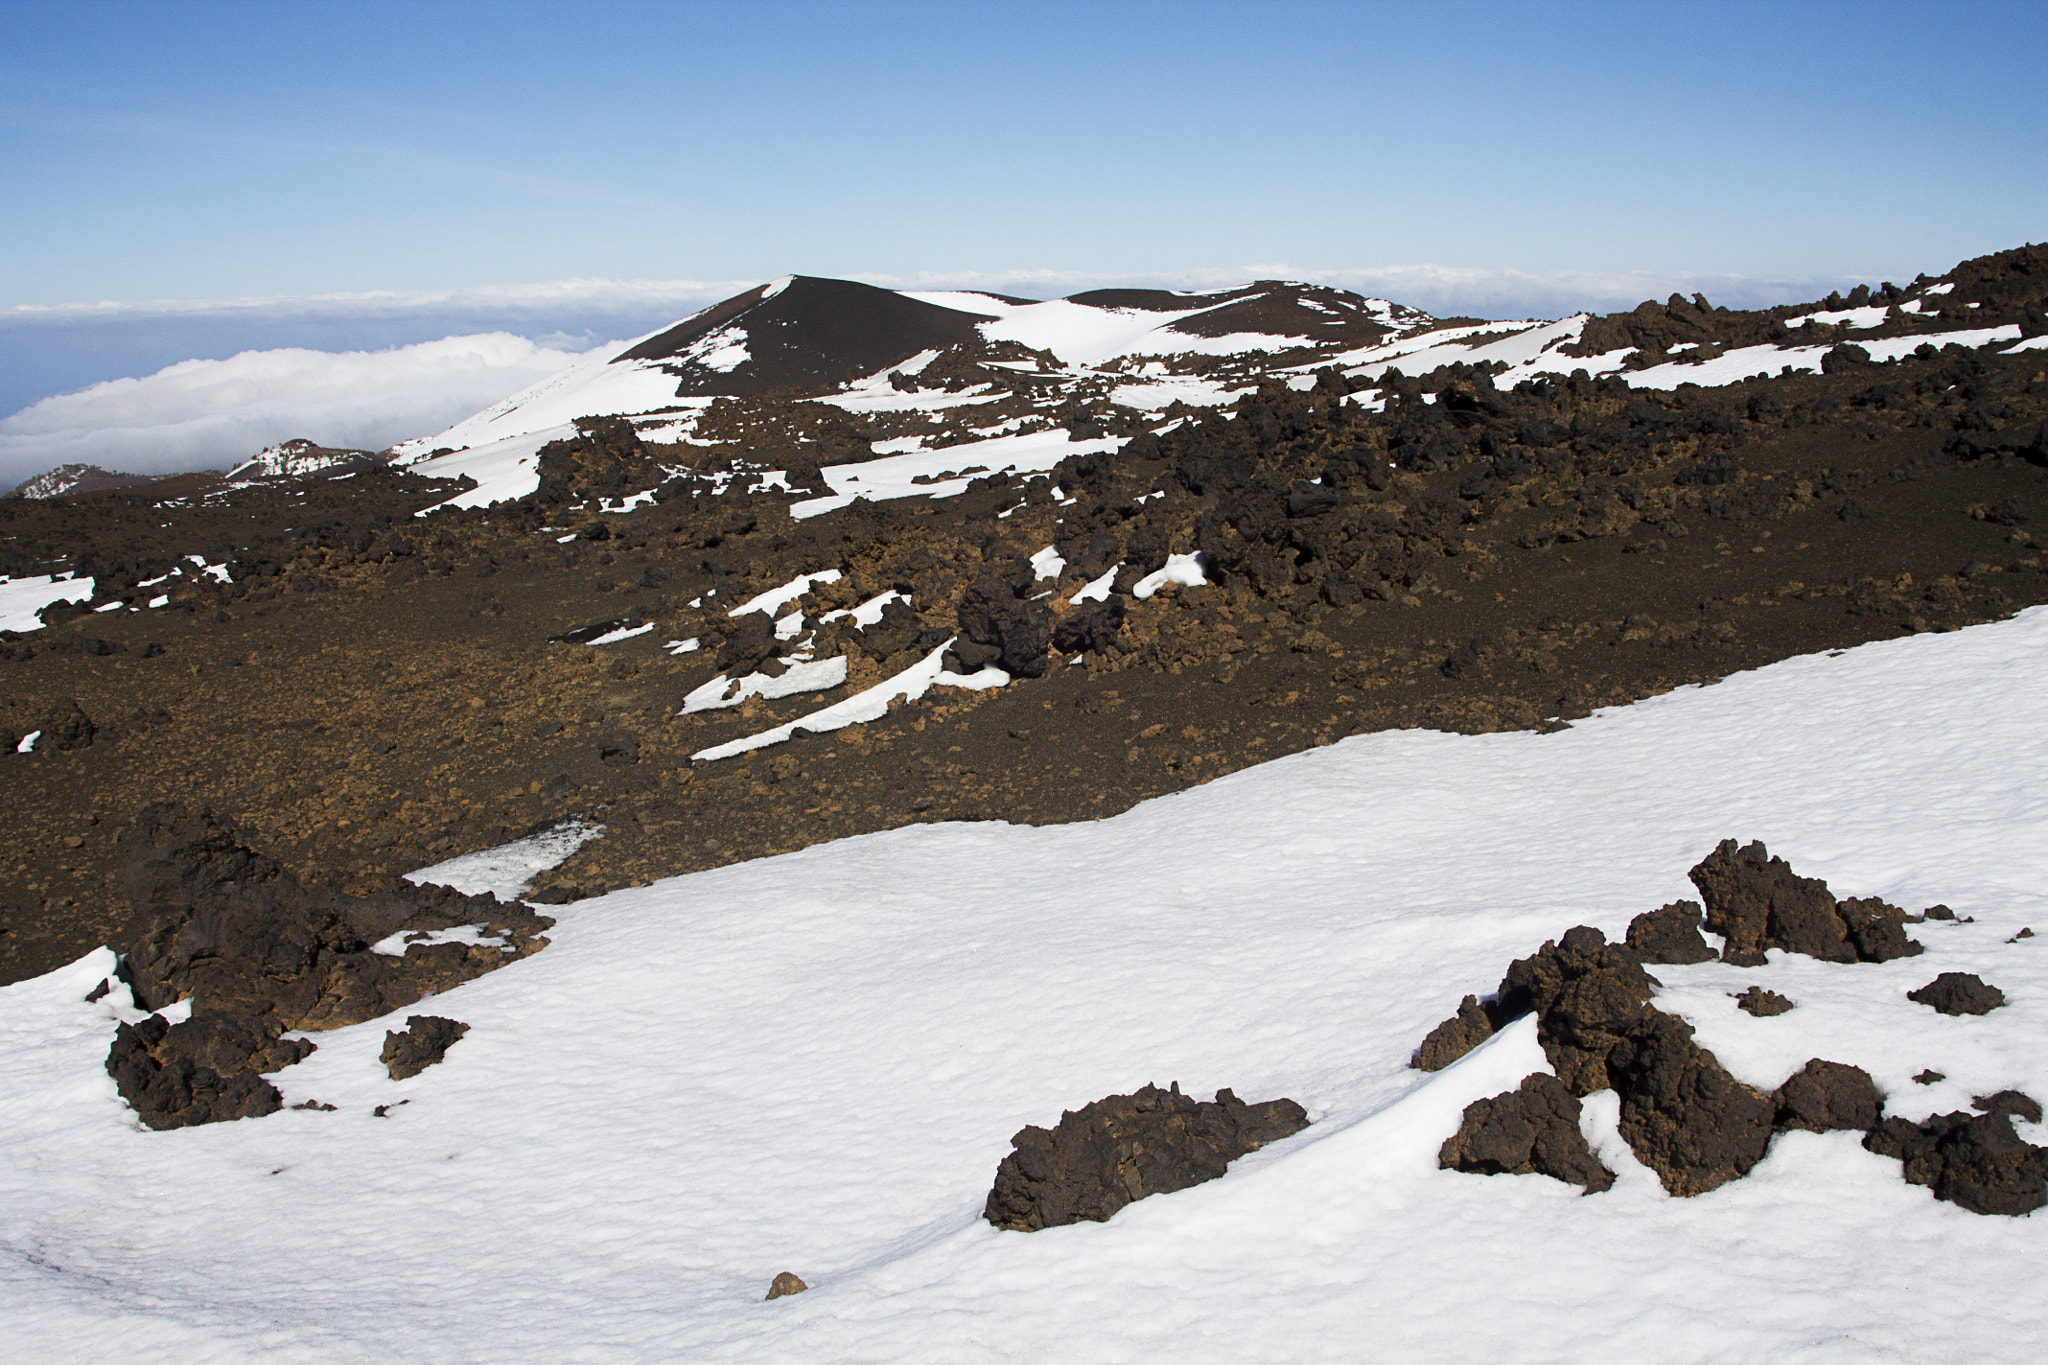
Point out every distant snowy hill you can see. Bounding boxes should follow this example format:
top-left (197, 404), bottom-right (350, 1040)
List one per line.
top-left (8, 463), bottom-right (159, 500)
top-left (226, 438), bottom-right (383, 481)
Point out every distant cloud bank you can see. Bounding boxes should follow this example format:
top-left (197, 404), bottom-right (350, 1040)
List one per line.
top-left (0, 333), bottom-right (597, 489)
top-left (1, 262), bottom-right (1859, 489)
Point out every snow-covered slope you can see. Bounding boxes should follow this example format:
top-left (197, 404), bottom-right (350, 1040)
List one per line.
top-left (5, 607), bottom-right (2045, 1362)
top-left (385, 278), bottom-right (1446, 470)
top-left (385, 327), bottom-right (681, 462)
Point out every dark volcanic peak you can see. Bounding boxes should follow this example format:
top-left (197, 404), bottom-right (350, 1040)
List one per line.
top-left (1064, 286), bottom-right (1238, 312)
top-left (617, 275), bottom-right (998, 398)
top-left (1160, 281), bottom-right (1420, 348)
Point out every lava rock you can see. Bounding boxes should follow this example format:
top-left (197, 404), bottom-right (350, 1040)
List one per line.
top-left (714, 613), bottom-right (780, 675)
top-left (1865, 1108), bottom-right (2048, 1216)
top-left (381, 1015), bottom-right (471, 1080)
top-left (106, 805), bottom-right (553, 1129)
top-left (954, 575), bottom-right (1052, 678)
top-left (1836, 896), bottom-right (1924, 962)
top-left (1498, 926), bottom-right (1659, 1095)
top-left (1822, 343), bottom-right (1875, 373)
top-left (41, 698), bottom-right (96, 752)
top-left (117, 805), bottom-right (551, 1031)
top-left (1688, 839), bottom-right (1920, 965)
top-left (1907, 972), bottom-right (2006, 1016)
top-left (1624, 899), bottom-right (1714, 964)
top-left (852, 597), bottom-right (924, 659)
top-left (765, 1272), bottom-right (808, 1300)
top-left (107, 1012), bottom-right (315, 1130)
top-left (1607, 1011), bottom-right (1776, 1196)
top-left (1732, 986), bottom-right (1795, 1017)
top-left (984, 1083), bottom-right (1309, 1231)
top-left (1050, 595), bottom-right (1126, 656)
top-left (1411, 993), bottom-right (1506, 1071)
top-left (1973, 1090), bottom-right (2044, 1124)
top-left (547, 617), bottom-right (630, 645)
top-left (1438, 1071), bottom-right (1615, 1193)
top-left (1773, 1059), bottom-right (1883, 1133)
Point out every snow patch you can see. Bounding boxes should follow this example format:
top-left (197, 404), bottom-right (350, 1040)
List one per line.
top-left (584, 622), bottom-right (655, 646)
top-left (0, 575), bottom-right (94, 633)
top-left (402, 819), bottom-right (605, 902)
top-left (681, 654), bottom-right (850, 714)
top-left (1134, 553), bottom-right (1209, 599)
top-left (692, 638), bottom-right (1005, 760)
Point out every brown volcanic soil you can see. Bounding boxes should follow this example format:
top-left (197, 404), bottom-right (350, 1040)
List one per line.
top-left (2, 341), bottom-right (2045, 985)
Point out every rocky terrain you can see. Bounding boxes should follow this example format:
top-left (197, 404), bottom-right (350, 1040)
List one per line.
top-left (2, 243), bottom-right (2046, 996)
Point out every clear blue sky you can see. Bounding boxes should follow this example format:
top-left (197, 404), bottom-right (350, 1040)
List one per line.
top-left (3, 0), bottom-right (2044, 309)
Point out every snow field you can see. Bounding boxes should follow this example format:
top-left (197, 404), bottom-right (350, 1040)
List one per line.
top-left (1624, 325), bottom-right (2029, 391)
top-left (1330, 315), bottom-right (1592, 384)
top-left (1131, 552), bottom-right (1210, 600)
top-left (3, 607), bottom-right (2046, 1361)
top-left (583, 622), bottom-right (654, 646)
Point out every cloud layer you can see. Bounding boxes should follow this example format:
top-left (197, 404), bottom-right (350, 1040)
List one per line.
top-left (0, 333), bottom-right (599, 490)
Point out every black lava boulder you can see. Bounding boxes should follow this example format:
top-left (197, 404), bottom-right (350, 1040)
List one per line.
top-left (1439, 1071), bottom-right (1614, 1193)
top-left (984, 1083), bottom-right (1308, 1231)
top-left (381, 1015), bottom-right (471, 1080)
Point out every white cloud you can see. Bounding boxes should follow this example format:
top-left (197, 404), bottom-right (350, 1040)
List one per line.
top-left (0, 277), bottom-right (750, 325)
top-left (0, 332), bottom-right (599, 488)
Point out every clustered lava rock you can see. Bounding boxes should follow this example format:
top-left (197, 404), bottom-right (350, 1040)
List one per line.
top-left (103, 804), bottom-right (537, 1128)
top-left (1419, 839), bottom-right (2042, 1216)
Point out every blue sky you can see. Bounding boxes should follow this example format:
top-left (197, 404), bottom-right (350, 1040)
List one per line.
top-left (1, 0), bottom-right (2043, 479)
top-left (6, 0), bottom-right (2044, 305)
